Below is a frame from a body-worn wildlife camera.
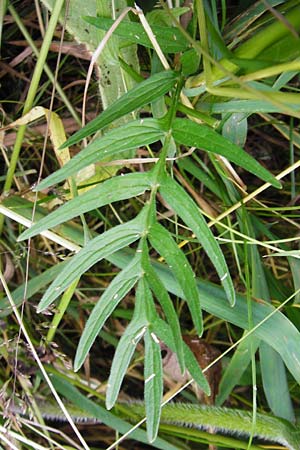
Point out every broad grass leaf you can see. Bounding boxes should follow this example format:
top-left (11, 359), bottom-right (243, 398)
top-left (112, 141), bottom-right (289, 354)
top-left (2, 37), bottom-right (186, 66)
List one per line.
top-left (149, 222), bottom-right (203, 336)
top-left (36, 118), bottom-right (165, 191)
top-left (63, 71), bottom-right (178, 147)
top-left (260, 342), bottom-right (295, 422)
top-left (222, 112), bottom-right (248, 148)
top-left (216, 334), bottom-right (260, 405)
top-left (84, 16), bottom-right (189, 53)
top-left (51, 375), bottom-right (179, 450)
top-left (159, 173), bottom-right (235, 306)
top-left (74, 254), bottom-right (143, 371)
top-left (289, 256), bottom-right (300, 303)
top-left (37, 217), bottom-right (144, 312)
top-left (144, 329), bottom-right (163, 443)
top-left (153, 317), bottom-right (209, 395)
top-left (0, 261), bottom-right (68, 317)
top-left (19, 172), bottom-right (153, 240)
top-left (251, 242), bottom-right (295, 421)
top-left (171, 118), bottom-right (281, 188)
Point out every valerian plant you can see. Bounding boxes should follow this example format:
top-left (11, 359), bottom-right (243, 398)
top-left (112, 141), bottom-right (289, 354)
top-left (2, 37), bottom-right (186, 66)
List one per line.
top-left (2, 0), bottom-right (300, 446)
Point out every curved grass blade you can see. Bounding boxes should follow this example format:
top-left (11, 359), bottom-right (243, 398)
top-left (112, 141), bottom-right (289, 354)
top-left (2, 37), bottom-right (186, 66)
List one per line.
top-left (74, 254), bottom-right (143, 371)
top-left (144, 328), bottom-right (163, 443)
top-left (260, 341), bottom-right (295, 422)
top-left (19, 172), bottom-right (153, 241)
top-left (171, 118), bottom-right (281, 188)
top-left (63, 71), bottom-right (178, 148)
top-left (84, 16), bottom-right (189, 53)
top-left (149, 222), bottom-right (203, 336)
top-left (216, 334), bottom-right (260, 406)
top-left (37, 217), bottom-right (144, 312)
top-left (36, 118), bottom-right (165, 191)
top-left (160, 173), bottom-right (235, 306)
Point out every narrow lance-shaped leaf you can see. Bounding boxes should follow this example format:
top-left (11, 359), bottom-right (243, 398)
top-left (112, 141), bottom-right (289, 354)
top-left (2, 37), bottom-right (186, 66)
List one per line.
top-left (142, 250), bottom-right (185, 373)
top-left (36, 119), bottom-right (165, 191)
top-left (149, 222), bottom-right (203, 336)
top-left (106, 277), bottom-right (148, 409)
top-left (63, 71), bottom-right (178, 147)
top-left (84, 16), bottom-right (189, 53)
top-left (144, 328), bottom-right (163, 443)
top-left (153, 317), bottom-right (210, 395)
top-left (19, 172), bottom-right (153, 240)
top-left (159, 173), bottom-right (235, 306)
top-left (37, 216), bottom-right (144, 312)
top-left (74, 254), bottom-right (143, 371)
top-left (171, 118), bottom-right (281, 189)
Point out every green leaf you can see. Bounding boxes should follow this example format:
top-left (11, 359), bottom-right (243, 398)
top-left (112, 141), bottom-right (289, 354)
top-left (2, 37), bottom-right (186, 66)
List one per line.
top-left (63, 71), bottom-right (178, 147)
top-left (250, 241), bottom-right (295, 422)
top-left (143, 251), bottom-right (185, 373)
top-left (222, 113), bottom-right (248, 148)
top-left (106, 289), bottom-right (148, 408)
top-left (35, 118), bottom-right (165, 191)
top-left (6, 198), bottom-right (300, 386)
top-left (37, 216), bottom-right (144, 312)
top-left (0, 260), bottom-right (68, 318)
top-left (260, 341), bottom-right (295, 422)
top-left (216, 334), bottom-right (260, 406)
top-left (19, 172), bottom-right (153, 240)
top-left (84, 16), bottom-right (189, 53)
top-left (153, 317), bottom-right (210, 395)
top-left (159, 173), bottom-right (235, 306)
top-left (149, 222), bottom-right (203, 336)
top-left (171, 118), bottom-right (281, 188)
top-left (109, 249), bottom-right (300, 386)
top-left (144, 328), bottom-right (163, 443)
top-left (74, 254), bottom-right (143, 371)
